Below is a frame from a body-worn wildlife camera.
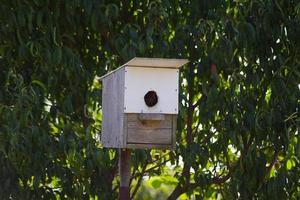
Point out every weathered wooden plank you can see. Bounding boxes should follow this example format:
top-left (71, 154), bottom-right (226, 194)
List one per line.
top-left (172, 115), bottom-right (177, 150)
top-left (126, 113), bottom-right (172, 130)
top-left (127, 128), bottom-right (172, 144)
top-left (127, 113), bottom-right (172, 122)
top-left (127, 120), bottom-right (172, 129)
top-left (122, 114), bottom-right (127, 148)
top-left (126, 143), bottom-right (172, 149)
top-left (101, 68), bottom-right (125, 148)
top-left (138, 113), bottom-right (165, 121)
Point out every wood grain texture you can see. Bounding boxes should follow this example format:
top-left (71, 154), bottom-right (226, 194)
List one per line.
top-left (172, 115), bottom-right (177, 150)
top-left (138, 113), bottom-right (165, 121)
top-left (127, 113), bottom-right (172, 130)
top-left (122, 114), bottom-right (127, 148)
top-left (125, 113), bottom-right (174, 146)
top-left (127, 121), bottom-right (172, 130)
top-left (101, 68), bottom-right (125, 148)
top-left (126, 143), bottom-right (173, 149)
top-left (127, 128), bottom-right (172, 144)
top-left (127, 113), bottom-right (171, 122)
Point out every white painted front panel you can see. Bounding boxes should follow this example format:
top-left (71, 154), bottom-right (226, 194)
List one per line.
top-left (124, 66), bottom-right (179, 114)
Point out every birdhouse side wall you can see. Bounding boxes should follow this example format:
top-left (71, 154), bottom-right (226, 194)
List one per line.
top-left (101, 68), bottom-right (125, 148)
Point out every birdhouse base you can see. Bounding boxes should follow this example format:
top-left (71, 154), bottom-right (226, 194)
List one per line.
top-left (125, 113), bottom-right (176, 149)
top-left (102, 113), bottom-right (177, 149)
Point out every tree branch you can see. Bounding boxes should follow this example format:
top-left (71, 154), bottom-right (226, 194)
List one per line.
top-left (131, 158), bottom-right (171, 179)
top-left (266, 150), bottom-right (279, 173)
top-left (167, 62), bottom-right (194, 200)
top-left (130, 161), bottom-right (148, 200)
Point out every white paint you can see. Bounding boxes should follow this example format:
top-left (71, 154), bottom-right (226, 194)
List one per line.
top-left (124, 66), bottom-right (179, 114)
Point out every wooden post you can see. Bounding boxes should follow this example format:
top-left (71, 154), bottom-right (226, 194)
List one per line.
top-left (119, 149), bottom-right (131, 200)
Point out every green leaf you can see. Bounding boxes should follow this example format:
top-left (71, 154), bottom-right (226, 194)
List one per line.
top-left (53, 47), bottom-right (62, 65)
top-left (32, 80), bottom-right (47, 92)
top-left (151, 179), bottom-right (162, 189)
top-left (286, 159), bottom-right (294, 170)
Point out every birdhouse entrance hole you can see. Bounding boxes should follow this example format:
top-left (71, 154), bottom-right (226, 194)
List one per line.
top-left (144, 90), bottom-right (158, 107)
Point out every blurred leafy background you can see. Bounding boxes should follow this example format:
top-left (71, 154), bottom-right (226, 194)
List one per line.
top-left (0, 0), bottom-right (299, 199)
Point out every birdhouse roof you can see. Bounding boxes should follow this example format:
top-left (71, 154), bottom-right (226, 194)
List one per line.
top-left (125, 57), bottom-right (189, 68)
top-left (98, 57), bottom-right (189, 80)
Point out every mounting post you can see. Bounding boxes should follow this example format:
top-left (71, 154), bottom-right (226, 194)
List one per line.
top-left (119, 149), bottom-right (131, 200)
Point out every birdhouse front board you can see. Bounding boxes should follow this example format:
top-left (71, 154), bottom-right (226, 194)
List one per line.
top-left (100, 57), bottom-right (188, 149)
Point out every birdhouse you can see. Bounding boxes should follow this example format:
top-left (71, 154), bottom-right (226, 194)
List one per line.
top-left (100, 57), bottom-right (188, 149)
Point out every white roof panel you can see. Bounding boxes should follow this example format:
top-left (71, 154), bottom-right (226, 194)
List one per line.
top-left (98, 57), bottom-right (189, 80)
top-left (125, 57), bottom-right (189, 68)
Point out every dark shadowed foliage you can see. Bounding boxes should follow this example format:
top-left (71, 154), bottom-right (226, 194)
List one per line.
top-left (0, 0), bottom-right (299, 199)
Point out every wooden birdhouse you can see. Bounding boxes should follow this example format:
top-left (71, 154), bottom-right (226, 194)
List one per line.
top-left (100, 57), bottom-right (188, 149)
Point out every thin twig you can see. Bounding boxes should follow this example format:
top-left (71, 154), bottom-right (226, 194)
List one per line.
top-left (132, 158), bottom-right (172, 178)
top-left (130, 161), bottom-right (148, 200)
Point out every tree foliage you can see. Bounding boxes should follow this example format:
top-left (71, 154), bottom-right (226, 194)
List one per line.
top-left (0, 0), bottom-right (299, 199)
